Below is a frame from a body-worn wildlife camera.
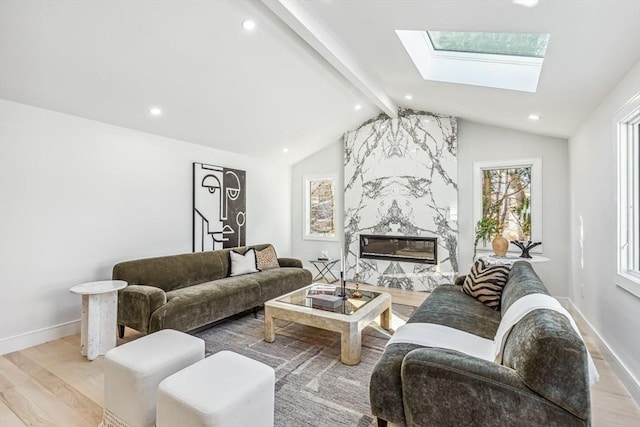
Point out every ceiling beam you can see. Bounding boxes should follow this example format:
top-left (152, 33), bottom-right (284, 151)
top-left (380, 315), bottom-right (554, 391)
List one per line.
top-left (262, 0), bottom-right (398, 118)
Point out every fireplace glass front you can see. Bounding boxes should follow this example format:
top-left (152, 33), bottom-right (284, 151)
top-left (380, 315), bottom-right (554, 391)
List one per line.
top-left (359, 234), bottom-right (437, 264)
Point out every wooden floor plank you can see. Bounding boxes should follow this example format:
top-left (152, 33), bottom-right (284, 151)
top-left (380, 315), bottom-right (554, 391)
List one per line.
top-left (20, 342), bottom-right (105, 406)
top-left (0, 399), bottom-right (27, 427)
top-left (0, 357), bottom-right (91, 427)
top-left (4, 352), bottom-right (103, 425)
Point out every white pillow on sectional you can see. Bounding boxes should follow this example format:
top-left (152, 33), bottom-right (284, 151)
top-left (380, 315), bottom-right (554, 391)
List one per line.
top-left (229, 249), bottom-right (259, 276)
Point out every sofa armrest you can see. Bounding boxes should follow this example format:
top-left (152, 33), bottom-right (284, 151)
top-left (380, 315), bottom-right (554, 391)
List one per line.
top-left (118, 285), bottom-right (167, 334)
top-left (401, 348), bottom-right (586, 426)
top-left (277, 257), bottom-right (303, 268)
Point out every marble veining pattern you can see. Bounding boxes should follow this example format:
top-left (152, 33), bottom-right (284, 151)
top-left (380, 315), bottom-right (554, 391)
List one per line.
top-left (344, 109), bottom-right (458, 291)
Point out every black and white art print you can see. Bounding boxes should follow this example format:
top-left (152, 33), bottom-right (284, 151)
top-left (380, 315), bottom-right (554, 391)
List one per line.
top-left (193, 163), bottom-right (246, 251)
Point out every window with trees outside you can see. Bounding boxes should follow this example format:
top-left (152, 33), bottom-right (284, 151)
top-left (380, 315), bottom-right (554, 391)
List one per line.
top-left (473, 158), bottom-right (542, 252)
top-left (303, 175), bottom-right (337, 241)
top-left (616, 92), bottom-right (640, 299)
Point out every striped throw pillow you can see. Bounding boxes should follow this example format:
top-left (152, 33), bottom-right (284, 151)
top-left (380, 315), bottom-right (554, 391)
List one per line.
top-left (461, 259), bottom-right (511, 310)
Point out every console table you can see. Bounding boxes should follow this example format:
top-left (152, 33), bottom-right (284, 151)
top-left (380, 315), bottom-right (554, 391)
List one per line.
top-left (70, 280), bottom-right (127, 360)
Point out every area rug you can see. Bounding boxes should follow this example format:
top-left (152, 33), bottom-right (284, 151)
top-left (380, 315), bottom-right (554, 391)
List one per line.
top-left (194, 304), bottom-right (415, 427)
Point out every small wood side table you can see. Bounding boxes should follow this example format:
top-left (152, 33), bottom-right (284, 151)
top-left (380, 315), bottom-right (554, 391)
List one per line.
top-left (70, 280), bottom-right (127, 360)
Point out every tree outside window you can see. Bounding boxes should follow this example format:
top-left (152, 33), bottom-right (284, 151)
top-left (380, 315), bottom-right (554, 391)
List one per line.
top-left (304, 176), bottom-right (337, 241)
top-left (482, 167), bottom-right (531, 241)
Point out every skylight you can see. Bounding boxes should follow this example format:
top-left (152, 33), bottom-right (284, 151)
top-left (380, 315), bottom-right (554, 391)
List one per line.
top-left (427, 31), bottom-right (549, 58)
top-left (396, 30), bottom-right (550, 93)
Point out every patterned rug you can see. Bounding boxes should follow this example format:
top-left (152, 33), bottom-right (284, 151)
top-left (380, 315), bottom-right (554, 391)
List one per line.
top-left (194, 304), bottom-right (415, 427)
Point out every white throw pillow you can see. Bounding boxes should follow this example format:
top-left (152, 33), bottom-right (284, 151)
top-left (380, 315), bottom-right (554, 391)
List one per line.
top-left (229, 249), bottom-right (259, 276)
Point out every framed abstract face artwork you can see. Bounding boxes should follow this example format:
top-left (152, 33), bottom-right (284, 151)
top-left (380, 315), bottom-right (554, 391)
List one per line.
top-left (193, 162), bottom-right (246, 251)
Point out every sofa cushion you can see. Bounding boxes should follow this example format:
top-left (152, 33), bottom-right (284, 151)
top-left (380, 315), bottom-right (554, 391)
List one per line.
top-left (230, 249), bottom-right (258, 276)
top-left (412, 284), bottom-right (501, 339)
top-left (148, 276), bottom-right (262, 332)
top-left (253, 267), bottom-right (313, 302)
top-left (461, 259), bottom-right (510, 310)
top-left (256, 246), bottom-right (279, 271)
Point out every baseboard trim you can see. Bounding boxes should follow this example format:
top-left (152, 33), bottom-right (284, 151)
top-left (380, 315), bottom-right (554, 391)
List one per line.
top-left (557, 297), bottom-right (640, 406)
top-left (0, 320), bottom-right (81, 355)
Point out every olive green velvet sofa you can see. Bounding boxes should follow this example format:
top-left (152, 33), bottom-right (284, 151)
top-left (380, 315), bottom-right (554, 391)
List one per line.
top-left (370, 261), bottom-right (591, 427)
top-left (113, 244), bottom-right (312, 336)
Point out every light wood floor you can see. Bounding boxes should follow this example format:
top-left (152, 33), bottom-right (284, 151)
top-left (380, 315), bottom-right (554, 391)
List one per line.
top-left (0, 285), bottom-right (638, 426)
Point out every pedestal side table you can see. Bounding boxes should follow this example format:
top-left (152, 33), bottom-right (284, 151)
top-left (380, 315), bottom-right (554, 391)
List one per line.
top-left (70, 280), bottom-right (127, 360)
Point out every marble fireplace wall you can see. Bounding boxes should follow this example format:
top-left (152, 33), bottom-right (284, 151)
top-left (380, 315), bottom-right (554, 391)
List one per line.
top-left (344, 109), bottom-right (458, 292)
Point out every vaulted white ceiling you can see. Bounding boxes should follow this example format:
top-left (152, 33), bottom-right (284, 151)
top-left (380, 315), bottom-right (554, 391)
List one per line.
top-left (1, 1), bottom-right (639, 164)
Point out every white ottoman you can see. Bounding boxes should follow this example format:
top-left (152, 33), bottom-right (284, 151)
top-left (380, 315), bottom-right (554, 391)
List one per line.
top-left (103, 329), bottom-right (205, 427)
top-left (157, 351), bottom-right (275, 427)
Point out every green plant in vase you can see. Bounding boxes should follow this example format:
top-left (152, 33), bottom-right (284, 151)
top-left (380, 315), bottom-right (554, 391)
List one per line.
top-left (473, 217), bottom-right (499, 259)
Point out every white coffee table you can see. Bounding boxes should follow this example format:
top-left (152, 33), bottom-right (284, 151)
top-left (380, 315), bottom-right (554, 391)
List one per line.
top-left (264, 284), bottom-right (391, 365)
top-left (70, 280), bottom-right (127, 360)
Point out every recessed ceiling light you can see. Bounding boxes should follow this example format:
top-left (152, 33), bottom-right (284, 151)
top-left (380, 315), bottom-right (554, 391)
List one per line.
top-left (528, 114), bottom-right (541, 121)
top-left (241, 19), bottom-right (256, 31)
top-left (149, 107), bottom-right (162, 116)
top-left (282, 147), bottom-right (289, 153)
top-left (404, 94), bottom-right (413, 100)
top-left (354, 104), bottom-right (362, 111)
top-left (512, 0), bottom-right (539, 7)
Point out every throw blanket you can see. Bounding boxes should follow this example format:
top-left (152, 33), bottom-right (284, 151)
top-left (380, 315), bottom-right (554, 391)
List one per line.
top-left (387, 323), bottom-right (495, 361)
top-left (387, 294), bottom-right (599, 386)
top-left (495, 293), bottom-right (599, 386)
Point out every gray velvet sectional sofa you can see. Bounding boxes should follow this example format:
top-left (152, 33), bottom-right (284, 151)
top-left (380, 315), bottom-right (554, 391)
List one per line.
top-left (370, 261), bottom-right (591, 427)
top-left (113, 244), bottom-right (311, 335)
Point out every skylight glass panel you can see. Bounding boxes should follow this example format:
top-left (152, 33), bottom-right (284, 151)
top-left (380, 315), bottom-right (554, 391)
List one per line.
top-left (395, 30), bottom-right (551, 92)
top-left (427, 31), bottom-right (549, 58)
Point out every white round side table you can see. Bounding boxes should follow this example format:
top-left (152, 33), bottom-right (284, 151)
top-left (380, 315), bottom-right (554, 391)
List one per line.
top-left (70, 280), bottom-right (127, 360)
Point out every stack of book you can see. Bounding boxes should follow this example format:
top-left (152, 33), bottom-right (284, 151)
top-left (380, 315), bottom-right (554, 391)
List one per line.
top-left (307, 284), bottom-right (337, 296)
top-left (307, 284), bottom-right (342, 309)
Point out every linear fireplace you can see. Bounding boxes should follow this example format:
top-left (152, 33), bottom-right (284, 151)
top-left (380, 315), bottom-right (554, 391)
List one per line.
top-left (359, 234), bottom-right (437, 265)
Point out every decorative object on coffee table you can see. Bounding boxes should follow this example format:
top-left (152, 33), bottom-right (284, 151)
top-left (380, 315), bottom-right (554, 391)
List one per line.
top-left (338, 250), bottom-right (347, 299)
top-left (352, 272), bottom-right (363, 299)
top-left (511, 240), bottom-right (542, 258)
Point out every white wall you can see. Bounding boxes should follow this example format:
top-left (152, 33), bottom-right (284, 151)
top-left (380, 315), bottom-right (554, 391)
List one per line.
top-left (0, 99), bottom-right (292, 353)
top-left (569, 60), bottom-right (640, 388)
top-left (291, 140), bottom-right (344, 275)
top-left (458, 120), bottom-right (570, 296)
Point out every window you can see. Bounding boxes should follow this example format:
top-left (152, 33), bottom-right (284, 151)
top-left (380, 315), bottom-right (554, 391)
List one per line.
top-left (616, 92), bottom-right (640, 298)
top-left (395, 30), bottom-right (550, 92)
top-left (473, 158), bottom-right (542, 251)
top-left (303, 175), bottom-right (337, 241)
top-left (427, 31), bottom-right (549, 58)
